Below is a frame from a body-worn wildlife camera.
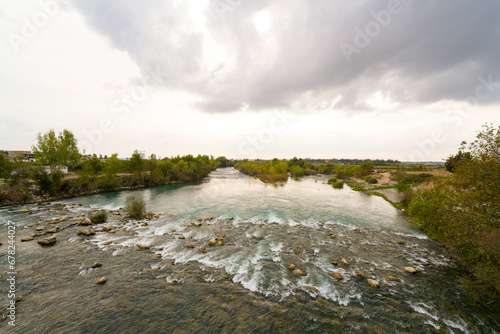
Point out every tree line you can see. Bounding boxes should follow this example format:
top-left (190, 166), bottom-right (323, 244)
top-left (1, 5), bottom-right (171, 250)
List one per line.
top-left (0, 129), bottom-right (232, 203)
top-left (234, 158), bottom-right (374, 183)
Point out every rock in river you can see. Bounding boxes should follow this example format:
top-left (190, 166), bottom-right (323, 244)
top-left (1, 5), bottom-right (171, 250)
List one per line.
top-left (38, 236), bottom-right (57, 246)
top-left (77, 227), bottom-right (95, 236)
top-left (404, 267), bottom-right (419, 274)
top-left (21, 237), bottom-right (34, 242)
top-left (367, 279), bottom-right (380, 288)
top-left (47, 227), bottom-right (59, 233)
top-left (293, 269), bottom-right (307, 276)
top-left (138, 244), bottom-right (150, 249)
top-left (287, 264), bottom-right (296, 270)
top-left (96, 276), bottom-right (107, 284)
top-left (329, 272), bottom-right (343, 280)
top-left (386, 276), bottom-right (401, 282)
top-left (208, 239), bottom-right (217, 246)
top-left (79, 218), bottom-right (92, 226)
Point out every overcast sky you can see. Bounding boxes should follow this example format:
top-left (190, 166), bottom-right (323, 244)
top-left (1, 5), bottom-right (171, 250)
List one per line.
top-left (1, 0), bottom-right (499, 161)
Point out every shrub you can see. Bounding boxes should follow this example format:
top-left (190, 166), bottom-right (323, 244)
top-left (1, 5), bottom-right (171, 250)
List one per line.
top-left (327, 177), bottom-right (337, 184)
top-left (91, 211), bottom-right (108, 223)
top-left (125, 195), bottom-right (146, 219)
top-left (332, 181), bottom-right (344, 189)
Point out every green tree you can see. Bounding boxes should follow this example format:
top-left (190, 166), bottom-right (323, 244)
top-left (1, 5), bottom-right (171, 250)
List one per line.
top-left (130, 150), bottom-right (145, 174)
top-left (445, 150), bottom-right (472, 172)
top-left (409, 124), bottom-right (500, 304)
top-left (32, 129), bottom-right (81, 173)
top-left (0, 153), bottom-right (12, 179)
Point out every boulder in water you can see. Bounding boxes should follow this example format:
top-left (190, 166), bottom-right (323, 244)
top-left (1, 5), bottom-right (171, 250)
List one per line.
top-left (79, 218), bottom-right (92, 226)
top-left (47, 226), bottom-right (59, 233)
top-left (35, 226), bottom-right (45, 231)
top-left (217, 238), bottom-right (224, 246)
top-left (101, 226), bottom-right (111, 232)
top-left (293, 269), bottom-right (307, 276)
top-left (199, 248), bottom-right (207, 253)
top-left (91, 262), bottom-right (102, 268)
top-left (38, 236), bottom-right (56, 246)
top-left (102, 241), bottom-right (112, 245)
top-left (208, 239), bottom-right (217, 246)
top-left (185, 244), bottom-right (195, 248)
top-left (96, 276), bottom-right (107, 284)
top-left (329, 272), bottom-right (343, 280)
top-left (330, 259), bottom-right (339, 266)
top-left (357, 272), bottom-right (367, 278)
top-left (138, 244), bottom-right (150, 249)
top-left (386, 276), bottom-right (401, 282)
top-left (367, 279), bottom-right (380, 288)
top-left (287, 264), bottom-right (296, 270)
top-left (21, 236), bottom-right (34, 242)
top-left (404, 267), bottom-right (419, 274)
top-left (341, 258), bottom-right (349, 265)
top-left (77, 227), bottom-right (95, 236)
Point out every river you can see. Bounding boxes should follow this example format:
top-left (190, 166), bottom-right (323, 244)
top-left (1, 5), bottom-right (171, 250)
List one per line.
top-left (0, 168), bottom-right (498, 333)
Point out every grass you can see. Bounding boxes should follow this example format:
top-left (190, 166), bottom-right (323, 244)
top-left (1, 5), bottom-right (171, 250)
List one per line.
top-left (125, 195), bottom-right (146, 219)
top-left (331, 181), bottom-right (344, 189)
top-left (91, 211), bottom-right (108, 223)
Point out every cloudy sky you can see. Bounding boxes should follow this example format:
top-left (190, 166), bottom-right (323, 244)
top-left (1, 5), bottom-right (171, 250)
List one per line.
top-left (1, 0), bottom-right (499, 161)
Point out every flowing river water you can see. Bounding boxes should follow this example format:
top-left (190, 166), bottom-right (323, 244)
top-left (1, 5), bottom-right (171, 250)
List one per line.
top-left (0, 168), bottom-right (499, 333)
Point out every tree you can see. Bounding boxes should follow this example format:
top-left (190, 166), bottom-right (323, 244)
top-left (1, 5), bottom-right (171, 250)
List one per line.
top-left (130, 150), bottom-right (145, 174)
top-left (32, 129), bottom-right (81, 173)
top-left (0, 152), bottom-right (12, 179)
top-left (445, 150), bottom-right (472, 172)
top-left (409, 123), bottom-right (500, 304)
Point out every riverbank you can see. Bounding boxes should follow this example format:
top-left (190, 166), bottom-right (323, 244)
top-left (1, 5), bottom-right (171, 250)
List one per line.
top-left (0, 174), bottom-right (205, 208)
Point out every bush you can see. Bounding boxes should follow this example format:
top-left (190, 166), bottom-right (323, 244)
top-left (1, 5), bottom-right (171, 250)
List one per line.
top-left (327, 177), bottom-right (337, 184)
top-left (125, 195), bottom-right (146, 219)
top-left (332, 181), bottom-right (344, 189)
top-left (33, 168), bottom-right (63, 195)
top-left (365, 176), bottom-right (378, 184)
top-left (91, 211), bottom-right (108, 223)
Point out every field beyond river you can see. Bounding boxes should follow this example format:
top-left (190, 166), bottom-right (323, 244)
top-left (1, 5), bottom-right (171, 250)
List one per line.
top-left (1, 168), bottom-right (499, 333)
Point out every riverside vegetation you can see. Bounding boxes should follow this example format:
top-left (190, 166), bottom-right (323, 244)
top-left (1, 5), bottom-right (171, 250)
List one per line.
top-left (0, 129), bottom-right (233, 205)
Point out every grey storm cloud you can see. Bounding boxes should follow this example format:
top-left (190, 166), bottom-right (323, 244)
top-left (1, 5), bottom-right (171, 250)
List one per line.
top-left (70, 0), bottom-right (500, 113)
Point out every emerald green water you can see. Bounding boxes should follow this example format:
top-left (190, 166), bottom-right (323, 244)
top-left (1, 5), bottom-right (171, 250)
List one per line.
top-left (63, 168), bottom-right (419, 234)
